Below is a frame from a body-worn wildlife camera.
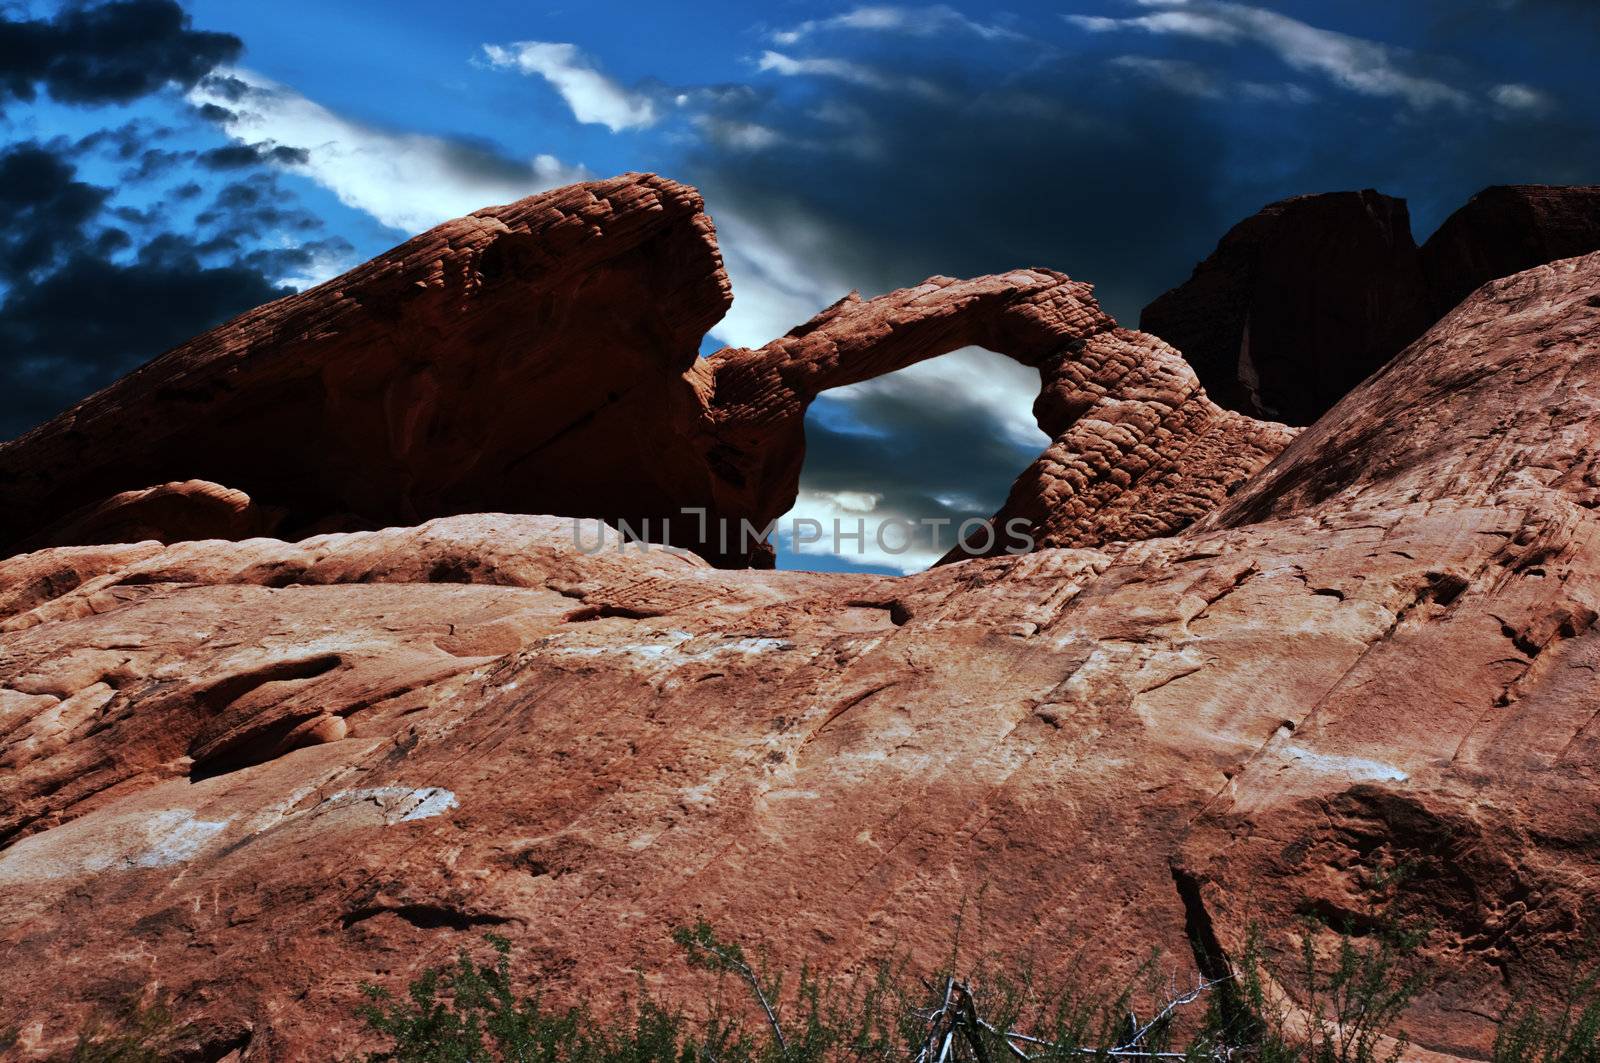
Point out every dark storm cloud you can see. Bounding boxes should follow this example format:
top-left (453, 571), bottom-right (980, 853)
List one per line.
top-left (0, 0), bottom-right (337, 440)
top-left (691, 54), bottom-right (1239, 326)
top-left (0, 0), bottom-right (241, 109)
top-left (0, 141), bottom-right (302, 440)
top-left (803, 380), bottom-right (1043, 539)
top-left (0, 144), bottom-right (111, 282)
top-left (0, 252), bottom-right (290, 440)
top-left (126, 147), bottom-right (191, 181)
top-left (198, 142), bottom-right (310, 170)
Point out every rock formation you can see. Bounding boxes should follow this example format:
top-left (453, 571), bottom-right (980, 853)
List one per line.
top-left (1, 237), bottom-right (1599, 1059)
top-left (0, 178), bottom-right (1290, 567)
top-left (704, 272), bottom-right (1295, 563)
top-left (0, 174), bottom-right (735, 560)
top-left (1138, 190), bottom-right (1434, 425)
top-left (1420, 184), bottom-right (1600, 317)
top-left (1141, 184), bottom-right (1600, 427)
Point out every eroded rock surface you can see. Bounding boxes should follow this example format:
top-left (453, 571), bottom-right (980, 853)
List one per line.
top-left (0, 174), bottom-right (734, 559)
top-left (705, 272), bottom-right (1295, 562)
top-left (0, 177), bottom-right (1288, 567)
top-left (1, 253), bottom-right (1599, 1060)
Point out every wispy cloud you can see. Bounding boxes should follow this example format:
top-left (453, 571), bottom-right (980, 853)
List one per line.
top-left (1068, 1), bottom-right (1471, 110)
top-left (1490, 82), bottom-right (1554, 113)
top-left (693, 115), bottom-right (783, 151)
top-left (482, 41), bottom-right (657, 132)
top-left (189, 69), bottom-right (588, 234)
top-left (1109, 54), bottom-right (1313, 104)
top-left (772, 5), bottom-right (1024, 46)
top-left (1109, 55), bottom-right (1224, 98)
top-left (756, 51), bottom-right (942, 98)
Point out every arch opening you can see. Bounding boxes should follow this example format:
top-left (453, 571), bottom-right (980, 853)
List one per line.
top-left (774, 347), bottom-right (1047, 574)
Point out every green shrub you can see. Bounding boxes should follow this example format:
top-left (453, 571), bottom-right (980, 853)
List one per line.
top-left (1493, 961), bottom-right (1600, 1063)
top-left (56, 993), bottom-right (191, 1063)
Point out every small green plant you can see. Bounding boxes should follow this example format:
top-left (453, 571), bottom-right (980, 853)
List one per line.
top-left (1219, 862), bottom-right (1428, 1063)
top-left (350, 913), bottom-right (1600, 1062)
top-left (55, 992), bottom-right (191, 1063)
top-left (354, 931), bottom-right (700, 1063)
top-left (1493, 961), bottom-right (1600, 1062)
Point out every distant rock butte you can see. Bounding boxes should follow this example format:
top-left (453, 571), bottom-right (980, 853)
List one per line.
top-left (2, 178), bottom-right (1600, 1061)
top-left (0, 174), bottom-right (1291, 566)
top-left (1421, 184), bottom-right (1600, 317)
top-left (1141, 184), bottom-right (1600, 426)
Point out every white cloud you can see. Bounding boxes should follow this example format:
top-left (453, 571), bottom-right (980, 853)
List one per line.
top-left (1491, 82), bottom-right (1554, 113)
top-left (1110, 55), bottom-right (1223, 98)
top-left (1066, 15), bottom-right (1122, 32)
top-left (777, 346), bottom-right (1048, 573)
top-left (693, 115), bottom-right (783, 151)
top-left (1109, 54), bottom-right (1313, 104)
top-left (828, 347), bottom-right (1047, 451)
top-left (704, 206), bottom-right (850, 350)
top-left (482, 41), bottom-right (657, 132)
top-left (1067, 1), bottom-right (1471, 110)
top-left (189, 68), bottom-right (588, 235)
top-left (780, 488), bottom-right (946, 573)
top-left (773, 5), bottom-right (1024, 46)
top-left (756, 50), bottom-right (942, 98)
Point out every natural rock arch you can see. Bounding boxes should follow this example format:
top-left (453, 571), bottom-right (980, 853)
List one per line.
top-left (0, 174), bottom-right (1294, 568)
top-left (702, 271), bottom-right (1295, 565)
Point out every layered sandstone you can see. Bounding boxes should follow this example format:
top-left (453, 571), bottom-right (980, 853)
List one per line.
top-left (704, 272), bottom-right (1295, 562)
top-left (0, 179), bottom-right (1289, 567)
top-left (1, 252), bottom-right (1599, 1060)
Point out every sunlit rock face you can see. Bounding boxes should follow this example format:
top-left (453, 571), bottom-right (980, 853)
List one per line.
top-left (2, 238), bottom-right (1600, 1060)
top-left (0, 175), bottom-right (1290, 569)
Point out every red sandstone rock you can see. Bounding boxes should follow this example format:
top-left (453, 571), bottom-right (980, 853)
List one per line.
top-left (0, 179), bottom-right (1288, 568)
top-left (10, 480), bottom-right (281, 553)
top-left (0, 254), bottom-right (1598, 1059)
top-left (705, 272), bottom-right (1294, 561)
top-left (1138, 190), bottom-right (1434, 426)
top-left (0, 174), bottom-right (734, 559)
top-left (1420, 184), bottom-right (1600, 317)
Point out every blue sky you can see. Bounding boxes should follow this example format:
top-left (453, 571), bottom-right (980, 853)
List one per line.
top-left (2, 0), bottom-right (1597, 571)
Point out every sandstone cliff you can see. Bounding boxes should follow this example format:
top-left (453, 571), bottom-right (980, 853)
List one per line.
top-left (1138, 190), bottom-right (1433, 426)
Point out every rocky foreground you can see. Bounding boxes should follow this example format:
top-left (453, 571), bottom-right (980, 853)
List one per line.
top-left (1, 177), bottom-right (1598, 1060)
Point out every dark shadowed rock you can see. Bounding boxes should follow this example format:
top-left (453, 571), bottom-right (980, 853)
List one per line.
top-left (1420, 184), bottom-right (1600, 317)
top-left (1143, 184), bottom-right (1600, 429)
top-left (1138, 190), bottom-right (1434, 427)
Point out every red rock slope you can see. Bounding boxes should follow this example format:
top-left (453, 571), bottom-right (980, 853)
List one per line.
top-left (0, 250), bottom-right (1598, 1060)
